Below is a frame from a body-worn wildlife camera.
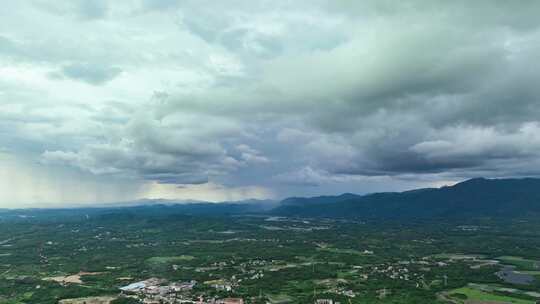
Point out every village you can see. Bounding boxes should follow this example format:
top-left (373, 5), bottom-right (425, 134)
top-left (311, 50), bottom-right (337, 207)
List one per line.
top-left (110, 253), bottom-right (486, 304)
top-left (118, 278), bottom-right (243, 304)
top-left (116, 275), bottom-right (348, 304)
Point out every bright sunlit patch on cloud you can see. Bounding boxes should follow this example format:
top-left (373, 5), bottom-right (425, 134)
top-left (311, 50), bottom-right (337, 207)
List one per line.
top-left (141, 181), bottom-right (273, 203)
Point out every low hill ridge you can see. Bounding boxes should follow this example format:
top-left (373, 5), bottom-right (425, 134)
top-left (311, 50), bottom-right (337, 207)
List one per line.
top-left (273, 177), bottom-right (540, 219)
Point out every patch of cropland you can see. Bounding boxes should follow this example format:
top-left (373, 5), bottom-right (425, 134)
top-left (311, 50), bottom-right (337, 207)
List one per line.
top-left (496, 256), bottom-right (540, 271)
top-left (445, 284), bottom-right (536, 304)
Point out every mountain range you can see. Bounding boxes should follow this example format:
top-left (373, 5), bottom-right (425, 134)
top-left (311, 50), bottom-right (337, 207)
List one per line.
top-left (2, 178), bottom-right (540, 220)
top-left (272, 177), bottom-right (540, 219)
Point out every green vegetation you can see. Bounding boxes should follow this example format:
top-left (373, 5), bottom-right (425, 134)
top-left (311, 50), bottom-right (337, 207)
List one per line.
top-left (519, 271), bottom-right (540, 275)
top-left (448, 286), bottom-right (535, 304)
top-left (111, 297), bottom-right (140, 304)
top-left (146, 255), bottom-right (196, 264)
top-left (0, 209), bottom-right (539, 303)
top-left (497, 256), bottom-right (540, 271)
top-left (265, 293), bottom-right (293, 304)
top-left (317, 247), bottom-right (368, 256)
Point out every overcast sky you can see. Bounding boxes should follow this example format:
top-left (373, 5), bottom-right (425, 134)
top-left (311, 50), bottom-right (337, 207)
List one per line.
top-left (1, 1), bottom-right (540, 207)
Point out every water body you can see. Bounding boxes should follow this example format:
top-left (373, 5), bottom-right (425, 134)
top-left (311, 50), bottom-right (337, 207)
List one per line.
top-left (496, 265), bottom-right (535, 285)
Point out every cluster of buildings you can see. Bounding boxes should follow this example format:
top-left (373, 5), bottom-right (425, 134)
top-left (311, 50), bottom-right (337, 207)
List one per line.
top-left (373, 264), bottom-right (411, 281)
top-left (119, 278), bottom-right (244, 304)
top-left (119, 278), bottom-right (197, 303)
top-left (204, 279), bottom-right (235, 292)
top-left (314, 299), bottom-right (338, 304)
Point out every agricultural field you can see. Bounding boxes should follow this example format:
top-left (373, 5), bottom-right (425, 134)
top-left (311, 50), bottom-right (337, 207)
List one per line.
top-left (446, 286), bottom-right (535, 304)
top-left (496, 257), bottom-right (540, 271)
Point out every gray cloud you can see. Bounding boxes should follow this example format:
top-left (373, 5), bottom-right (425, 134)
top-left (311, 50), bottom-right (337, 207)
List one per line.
top-left (1, 1), bottom-right (540, 204)
top-left (77, 0), bottom-right (108, 20)
top-left (29, 0), bottom-right (109, 20)
top-left (141, 0), bottom-right (181, 11)
top-left (50, 63), bottom-right (122, 85)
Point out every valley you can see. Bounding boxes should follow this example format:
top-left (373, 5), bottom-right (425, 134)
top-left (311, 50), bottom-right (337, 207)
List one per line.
top-left (0, 210), bottom-right (539, 303)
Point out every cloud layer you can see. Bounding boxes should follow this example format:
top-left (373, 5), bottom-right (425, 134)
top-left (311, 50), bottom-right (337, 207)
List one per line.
top-left (1, 1), bottom-right (540, 206)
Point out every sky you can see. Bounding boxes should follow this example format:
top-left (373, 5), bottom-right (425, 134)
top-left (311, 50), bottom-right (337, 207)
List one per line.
top-left (1, 1), bottom-right (540, 207)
